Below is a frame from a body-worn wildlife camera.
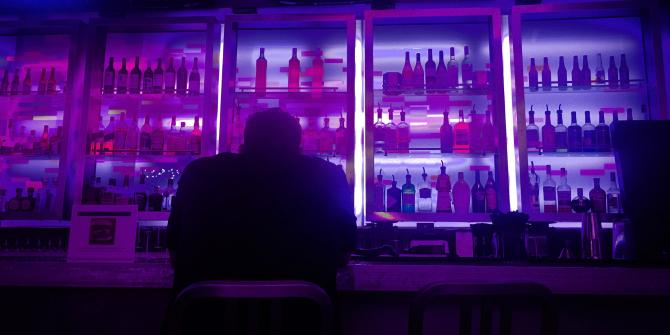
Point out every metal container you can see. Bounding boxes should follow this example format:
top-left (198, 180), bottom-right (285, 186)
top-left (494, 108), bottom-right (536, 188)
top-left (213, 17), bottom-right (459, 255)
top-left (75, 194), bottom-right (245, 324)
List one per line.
top-left (581, 212), bottom-right (603, 260)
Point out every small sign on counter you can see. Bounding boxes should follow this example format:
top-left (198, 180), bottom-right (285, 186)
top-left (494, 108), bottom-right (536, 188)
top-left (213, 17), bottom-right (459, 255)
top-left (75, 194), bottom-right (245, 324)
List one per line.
top-left (67, 205), bottom-right (138, 263)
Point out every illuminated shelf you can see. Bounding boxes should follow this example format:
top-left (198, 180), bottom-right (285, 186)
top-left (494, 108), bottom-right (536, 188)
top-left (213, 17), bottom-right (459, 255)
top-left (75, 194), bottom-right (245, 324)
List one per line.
top-left (528, 151), bottom-right (613, 158)
top-left (100, 93), bottom-right (204, 109)
top-left (374, 86), bottom-right (492, 98)
top-left (375, 151), bottom-right (496, 165)
top-left (87, 153), bottom-right (199, 164)
top-left (528, 212), bottom-right (621, 223)
top-left (524, 81), bottom-right (645, 95)
top-left (368, 212), bottom-right (491, 223)
top-left (236, 86), bottom-right (344, 93)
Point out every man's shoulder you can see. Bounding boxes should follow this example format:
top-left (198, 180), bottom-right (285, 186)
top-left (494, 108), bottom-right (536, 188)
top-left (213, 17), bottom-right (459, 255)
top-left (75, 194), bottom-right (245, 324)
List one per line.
top-left (184, 152), bottom-right (240, 173)
top-left (298, 155), bottom-right (343, 175)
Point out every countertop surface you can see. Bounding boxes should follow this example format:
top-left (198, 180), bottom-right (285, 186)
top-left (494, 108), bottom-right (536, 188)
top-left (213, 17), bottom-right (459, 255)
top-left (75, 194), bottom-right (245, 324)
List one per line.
top-left (2, 252), bottom-right (670, 295)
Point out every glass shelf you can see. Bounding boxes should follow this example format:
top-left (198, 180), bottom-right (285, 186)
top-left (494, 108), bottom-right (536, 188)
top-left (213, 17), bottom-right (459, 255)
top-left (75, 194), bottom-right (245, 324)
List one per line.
top-left (236, 87), bottom-right (344, 94)
top-left (528, 151), bottom-right (613, 158)
top-left (524, 81), bottom-right (645, 95)
top-left (375, 87), bottom-right (492, 98)
top-left (528, 212), bottom-right (621, 223)
top-left (368, 212), bottom-right (492, 223)
top-left (375, 151), bottom-right (496, 165)
top-left (86, 153), bottom-right (201, 163)
top-left (0, 154), bottom-right (61, 162)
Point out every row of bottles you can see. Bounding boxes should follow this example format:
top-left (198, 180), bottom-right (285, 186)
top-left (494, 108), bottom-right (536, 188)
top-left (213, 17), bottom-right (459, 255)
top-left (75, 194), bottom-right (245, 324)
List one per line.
top-left (528, 162), bottom-right (621, 214)
top-left (88, 114), bottom-right (202, 155)
top-left (399, 46), bottom-right (477, 93)
top-left (0, 67), bottom-right (58, 95)
top-left (300, 115), bottom-right (348, 155)
top-left (373, 163), bottom-right (497, 214)
top-left (82, 173), bottom-right (176, 212)
top-left (103, 56), bottom-right (200, 95)
top-left (254, 47), bottom-right (325, 94)
top-left (0, 179), bottom-right (58, 214)
top-left (0, 122), bottom-right (63, 155)
top-left (528, 53), bottom-right (630, 91)
top-left (373, 105), bottom-right (496, 154)
top-left (526, 105), bottom-right (641, 153)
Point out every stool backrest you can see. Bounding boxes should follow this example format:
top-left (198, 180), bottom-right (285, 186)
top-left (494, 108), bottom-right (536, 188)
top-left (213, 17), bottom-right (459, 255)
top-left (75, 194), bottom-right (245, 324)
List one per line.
top-left (170, 280), bottom-right (333, 335)
top-left (408, 283), bottom-right (556, 335)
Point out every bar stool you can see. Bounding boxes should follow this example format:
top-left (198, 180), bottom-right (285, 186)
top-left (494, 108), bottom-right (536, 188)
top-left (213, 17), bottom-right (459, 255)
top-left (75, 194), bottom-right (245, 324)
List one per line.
top-left (408, 283), bottom-right (557, 335)
top-left (169, 280), bottom-right (333, 335)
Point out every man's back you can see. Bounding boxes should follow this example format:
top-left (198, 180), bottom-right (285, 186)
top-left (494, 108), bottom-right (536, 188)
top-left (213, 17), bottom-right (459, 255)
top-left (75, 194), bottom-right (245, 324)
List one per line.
top-left (167, 152), bottom-right (356, 294)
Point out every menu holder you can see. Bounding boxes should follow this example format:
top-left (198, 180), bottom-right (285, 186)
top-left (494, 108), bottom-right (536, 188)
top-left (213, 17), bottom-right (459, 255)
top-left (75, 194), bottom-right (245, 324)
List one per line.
top-left (67, 205), bottom-right (138, 263)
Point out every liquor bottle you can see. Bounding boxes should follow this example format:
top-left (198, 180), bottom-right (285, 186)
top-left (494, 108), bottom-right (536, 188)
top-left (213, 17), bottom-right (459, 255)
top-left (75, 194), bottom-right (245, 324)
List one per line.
top-left (150, 115), bottom-right (165, 155)
top-left (595, 110), bottom-right (610, 152)
top-left (143, 60), bottom-right (153, 94)
top-left (302, 117), bottom-right (319, 153)
top-left (543, 165), bottom-right (557, 213)
top-left (47, 68), bottom-right (56, 94)
top-left (176, 57), bottom-right (188, 95)
top-left (385, 107), bottom-right (398, 153)
top-left (555, 106), bottom-right (568, 153)
top-left (165, 115), bottom-right (179, 153)
top-left (485, 171), bottom-right (497, 213)
top-left (374, 169), bottom-right (386, 212)
top-left (40, 125), bottom-right (49, 154)
top-left (38, 68), bottom-right (47, 94)
top-left (134, 172), bottom-right (148, 211)
top-left (374, 104), bottom-right (385, 154)
top-left (436, 162), bottom-right (452, 213)
top-left (446, 47), bottom-right (458, 88)
top-left (528, 58), bottom-right (538, 91)
top-left (453, 110), bottom-right (470, 153)
top-left (165, 57), bottom-right (176, 94)
top-left (417, 168), bottom-right (433, 213)
top-left (471, 170), bottom-right (486, 213)
top-left (619, 54), bottom-right (629, 89)
top-left (255, 48), bottom-right (267, 96)
top-left (612, 110), bottom-right (619, 124)
top-left (114, 113), bottom-right (129, 151)
top-left (424, 49), bottom-right (436, 93)
top-left (557, 168), bottom-right (572, 213)
top-left (529, 161), bottom-right (540, 213)
top-left (129, 56), bottom-right (141, 94)
top-left (595, 53), bottom-right (606, 84)
top-left (401, 169), bottom-right (416, 213)
top-left (627, 107), bottom-right (634, 121)
top-left (582, 111), bottom-right (596, 152)
top-left (397, 109), bottom-right (410, 153)
top-left (413, 53), bottom-right (424, 93)
top-left (386, 176), bottom-right (402, 212)
top-left (440, 110), bottom-right (453, 153)
top-left (288, 48), bottom-right (301, 92)
top-left (607, 172), bottom-right (621, 214)
top-left (608, 56), bottom-right (618, 89)
top-left (542, 105), bottom-right (555, 153)
top-left (589, 178), bottom-right (606, 213)
top-left (103, 57), bottom-right (115, 94)
top-left (461, 46), bottom-right (473, 89)
top-left (0, 69), bottom-right (8, 95)
top-left (126, 115), bottom-right (139, 153)
top-left (101, 178), bottom-right (117, 204)
top-left (154, 58), bottom-right (164, 94)
top-left (557, 56), bottom-right (568, 90)
top-left (21, 187), bottom-right (36, 211)
top-left (335, 114), bottom-right (347, 156)
top-left (189, 57), bottom-right (200, 96)
top-left (191, 116), bottom-right (202, 155)
top-left (49, 126), bottom-right (63, 155)
top-left (27, 129), bottom-right (38, 153)
top-left (571, 56), bottom-right (581, 90)
top-left (526, 106), bottom-right (540, 153)
top-left (177, 121), bottom-right (188, 153)
top-left (571, 188), bottom-right (591, 213)
top-left (103, 116), bottom-right (116, 153)
top-left (7, 188), bottom-right (22, 212)
top-left (163, 178), bottom-right (175, 210)
top-left (22, 68), bottom-right (31, 95)
top-left (401, 51), bottom-right (413, 92)
top-left (319, 117), bottom-right (335, 154)
top-left (482, 110), bottom-right (496, 153)
top-left (469, 106), bottom-right (482, 154)
top-left (582, 55), bottom-right (591, 90)
top-left (10, 69), bottom-right (19, 95)
top-left (436, 50), bottom-right (447, 90)
top-left (453, 172), bottom-right (470, 214)
top-left (139, 114), bottom-right (152, 154)
top-left (148, 186), bottom-right (163, 212)
top-left (567, 111), bottom-right (582, 152)
top-left (541, 57), bottom-right (551, 91)
top-left (117, 58), bottom-right (128, 94)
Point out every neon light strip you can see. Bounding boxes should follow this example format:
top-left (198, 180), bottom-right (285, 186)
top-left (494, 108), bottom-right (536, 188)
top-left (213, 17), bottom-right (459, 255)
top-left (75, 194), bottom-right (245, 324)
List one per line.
top-left (502, 26), bottom-right (519, 211)
top-left (354, 20), bottom-right (365, 225)
top-left (216, 24), bottom-right (224, 154)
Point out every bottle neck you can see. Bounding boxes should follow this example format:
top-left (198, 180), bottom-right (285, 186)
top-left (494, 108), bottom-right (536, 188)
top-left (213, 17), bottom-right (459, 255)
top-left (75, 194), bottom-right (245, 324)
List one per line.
top-left (557, 112), bottom-right (563, 125)
top-left (585, 112), bottom-right (591, 124)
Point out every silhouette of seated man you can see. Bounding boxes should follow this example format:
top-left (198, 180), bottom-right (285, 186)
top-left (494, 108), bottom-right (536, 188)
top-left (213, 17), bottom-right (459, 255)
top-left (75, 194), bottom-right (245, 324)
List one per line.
top-left (167, 108), bottom-right (357, 296)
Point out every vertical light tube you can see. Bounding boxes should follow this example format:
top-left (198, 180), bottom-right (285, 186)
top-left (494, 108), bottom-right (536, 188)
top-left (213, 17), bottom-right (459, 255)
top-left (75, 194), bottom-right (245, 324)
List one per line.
top-left (502, 16), bottom-right (520, 211)
top-left (354, 20), bottom-right (365, 224)
top-left (215, 24), bottom-right (225, 154)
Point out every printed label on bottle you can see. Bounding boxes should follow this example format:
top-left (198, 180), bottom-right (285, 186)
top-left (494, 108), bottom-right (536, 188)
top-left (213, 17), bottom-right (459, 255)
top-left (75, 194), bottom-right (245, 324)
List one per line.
top-left (527, 130), bottom-right (540, 149)
top-left (543, 186), bottom-right (557, 213)
top-left (583, 130), bottom-right (596, 150)
top-left (455, 130), bottom-right (468, 145)
top-left (402, 193), bottom-right (415, 206)
top-left (607, 194), bottom-right (619, 213)
top-left (557, 191), bottom-right (572, 213)
top-left (419, 188), bottom-right (431, 199)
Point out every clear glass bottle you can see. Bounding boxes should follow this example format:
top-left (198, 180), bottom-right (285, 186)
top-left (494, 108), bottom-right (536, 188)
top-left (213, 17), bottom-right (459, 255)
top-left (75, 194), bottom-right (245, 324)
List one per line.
top-left (397, 109), bottom-right (410, 153)
top-left (436, 162), bottom-right (452, 213)
top-left (589, 178), bottom-right (607, 213)
top-left (542, 105), bottom-right (555, 153)
top-left (529, 161), bottom-right (540, 213)
top-left (543, 165), bottom-right (557, 213)
top-left (453, 172), bottom-right (470, 214)
top-left (446, 47), bottom-right (458, 88)
top-left (607, 172), bottom-right (621, 214)
top-left (413, 53), bottom-right (424, 93)
top-left (386, 176), bottom-right (402, 212)
top-left (440, 110), bottom-right (453, 153)
top-left (595, 110), bottom-right (610, 152)
top-left (557, 168), bottom-right (572, 213)
top-left (453, 110), bottom-right (470, 153)
top-left (595, 53), bottom-right (606, 84)
top-left (113, 113), bottom-right (128, 152)
top-left (581, 55), bottom-right (591, 89)
top-left (526, 106), bottom-right (540, 153)
top-left (571, 55), bottom-right (581, 90)
top-left (471, 170), bottom-right (486, 213)
top-left (424, 49), bottom-right (437, 92)
top-left (567, 111), bottom-right (582, 152)
top-left (417, 168), bottom-right (433, 213)
top-left (461, 46), bottom-right (473, 89)
top-left (384, 107), bottom-right (398, 153)
top-left (374, 104), bottom-right (386, 154)
top-left (541, 57), bottom-right (551, 91)
top-left (557, 56), bottom-right (567, 90)
top-left (528, 57), bottom-right (538, 91)
top-left (401, 170), bottom-right (416, 213)
top-left (582, 111), bottom-right (596, 152)
top-left (117, 58), bottom-right (128, 94)
top-left (374, 169), bottom-right (386, 212)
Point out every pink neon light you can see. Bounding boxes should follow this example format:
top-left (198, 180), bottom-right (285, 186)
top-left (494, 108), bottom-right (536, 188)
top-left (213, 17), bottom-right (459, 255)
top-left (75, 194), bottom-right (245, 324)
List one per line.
top-left (580, 169), bottom-right (605, 176)
top-left (324, 58), bottom-right (343, 63)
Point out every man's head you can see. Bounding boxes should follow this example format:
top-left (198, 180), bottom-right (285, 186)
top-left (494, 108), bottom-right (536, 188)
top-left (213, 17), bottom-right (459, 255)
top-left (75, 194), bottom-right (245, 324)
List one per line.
top-left (242, 108), bottom-right (302, 155)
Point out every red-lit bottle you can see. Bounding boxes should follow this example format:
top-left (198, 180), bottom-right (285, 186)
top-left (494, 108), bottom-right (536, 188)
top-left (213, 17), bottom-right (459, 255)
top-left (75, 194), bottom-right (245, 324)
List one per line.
top-left (191, 116), bottom-right (202, 155)
top-left (440, 110), bottom-right (453, 153)
top-left (312, 49), bottom-right (324, 93)
top-left (255, 48), bottom-right (267, 96)
top-left (40, 125), bottom-right (49, 154)
top-left (288, 48), bottom-right (301, 92)
top-left (453, 110), bottom-right (469, 153)
top-left (436, 162), bottom-right (452, 213)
